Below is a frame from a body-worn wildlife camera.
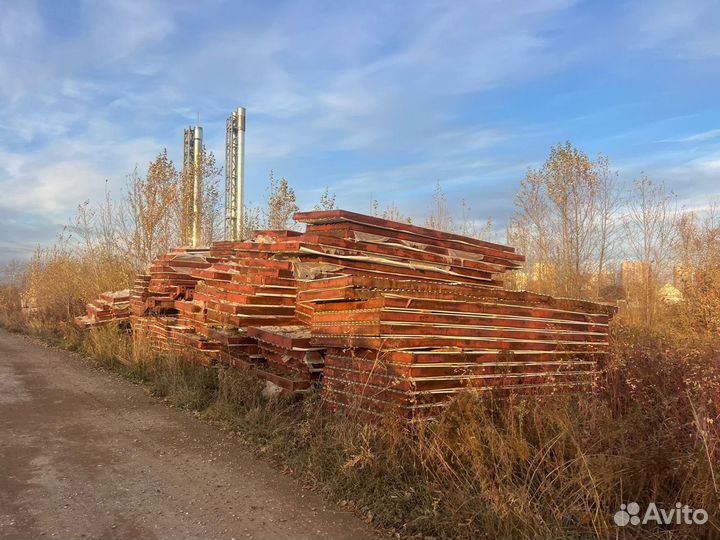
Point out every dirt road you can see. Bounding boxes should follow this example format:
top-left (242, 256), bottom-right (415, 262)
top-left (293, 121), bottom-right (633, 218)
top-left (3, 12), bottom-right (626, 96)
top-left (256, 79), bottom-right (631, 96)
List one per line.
top-left (0, 329), bottom-right (375, 540)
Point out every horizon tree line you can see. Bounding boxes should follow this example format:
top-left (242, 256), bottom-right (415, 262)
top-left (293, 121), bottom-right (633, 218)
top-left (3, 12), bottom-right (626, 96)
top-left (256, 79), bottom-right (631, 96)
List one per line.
top-left (1, 141), bottom-right (718, 331)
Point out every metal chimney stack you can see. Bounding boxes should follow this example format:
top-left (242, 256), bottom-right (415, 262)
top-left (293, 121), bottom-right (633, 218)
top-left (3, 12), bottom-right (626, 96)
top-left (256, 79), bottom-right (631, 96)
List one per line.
top-left (183, 124), bottom-right (203, 247)
top-left (225, 107), bottom-right (246, 241)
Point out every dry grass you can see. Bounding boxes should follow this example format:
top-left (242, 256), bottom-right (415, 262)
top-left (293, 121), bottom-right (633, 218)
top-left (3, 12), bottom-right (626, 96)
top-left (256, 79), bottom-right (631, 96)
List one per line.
top-left (7, 322), bottom-right (707, 540)
top-left (81, 325), bottom-right (219, 410)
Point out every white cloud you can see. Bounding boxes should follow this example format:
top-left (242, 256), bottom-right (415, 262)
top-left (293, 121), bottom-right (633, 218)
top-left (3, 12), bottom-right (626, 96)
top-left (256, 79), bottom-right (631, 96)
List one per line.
top-left (0, 132), bottom-right (162, 217)
top-left (144, 0), bottom-right (577, 161)
top-left (688, 156), bottom-right (720, 174)
top-left (81, 0), bottom-right (180, 60)
top-left (663, 129), bottom-right (720, 143)
top-left (629, 0), bottom-right (720, 59)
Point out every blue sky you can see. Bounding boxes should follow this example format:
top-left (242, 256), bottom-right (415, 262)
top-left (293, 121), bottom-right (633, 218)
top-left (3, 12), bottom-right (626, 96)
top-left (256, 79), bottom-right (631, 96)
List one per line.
top-left (1, 0), bottom-right (720, 264)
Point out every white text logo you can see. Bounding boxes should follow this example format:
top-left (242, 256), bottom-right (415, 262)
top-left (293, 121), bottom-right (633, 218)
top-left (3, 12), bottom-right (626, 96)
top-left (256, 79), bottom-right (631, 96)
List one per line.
top-left (614, 502), bottom-right (708, 526)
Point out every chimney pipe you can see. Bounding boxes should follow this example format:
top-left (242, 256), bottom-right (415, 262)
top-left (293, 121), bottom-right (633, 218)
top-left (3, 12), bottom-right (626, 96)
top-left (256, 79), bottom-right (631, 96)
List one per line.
top-left (225, 106), bottom-right (246, 241)
top-left (191, 125), bottom-right (203, 247)
top-left (234, 107), bottom-right (245, 241)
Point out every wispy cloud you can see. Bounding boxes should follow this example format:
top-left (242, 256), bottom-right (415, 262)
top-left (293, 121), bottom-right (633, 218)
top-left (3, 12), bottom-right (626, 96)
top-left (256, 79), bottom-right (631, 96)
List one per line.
top-left (661, 129), bottom-right (720, 143)
top-left (1, 0), bottom-right (719, 264)
top-left (629, 0), bottom-right (720, 59)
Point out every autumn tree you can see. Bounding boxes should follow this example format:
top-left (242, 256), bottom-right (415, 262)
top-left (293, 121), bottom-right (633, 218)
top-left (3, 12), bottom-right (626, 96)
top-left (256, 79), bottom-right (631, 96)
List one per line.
top-left (120, 150), bottom-right (179, 269)
top-left (199, 148), bottom-right (223, 244)
top-left (265, 171), bottom-right (299, 230)
top-left (240, 204), bottom-right (263, 238)
top-left (314, 187), bottom-right (337, 211)
top-left (0, 260), bottom-right (27, 326)
top-left (177, 146), bottom-right (223, 246)
top-left (178, 155), bottom-right (193, 245)
top-left (623, 176), bottom-right (679, 326)
top-left (423, 182), bottom-right (496, 240)
top-left (68, 187), bottom-right (134, 293)
top-left (673, 203), bottom-right (720, 335)
top-left (371, 199), bottom-right (412, 223)
top-left (510, 142), bottom-right (619, 298)
top-left (458, 199), bottom-right (497, 241)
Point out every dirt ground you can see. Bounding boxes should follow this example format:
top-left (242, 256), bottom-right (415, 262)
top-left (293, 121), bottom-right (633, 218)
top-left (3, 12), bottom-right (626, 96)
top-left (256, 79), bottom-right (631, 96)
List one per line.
top-left (0, 329), bottom-right (375, 539)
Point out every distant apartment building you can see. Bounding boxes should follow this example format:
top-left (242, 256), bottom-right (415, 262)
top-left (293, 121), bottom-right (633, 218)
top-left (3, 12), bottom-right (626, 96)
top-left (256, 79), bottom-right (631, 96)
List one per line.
top-left (617, 260), bottom-right (684, 304)
top-left (503, 262), bottom-right (555, 292)
top-left (617, 261), bottom-right (650, 295)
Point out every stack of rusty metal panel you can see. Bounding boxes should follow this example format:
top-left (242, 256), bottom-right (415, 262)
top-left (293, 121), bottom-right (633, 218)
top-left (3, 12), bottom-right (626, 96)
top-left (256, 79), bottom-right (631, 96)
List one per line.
top-left (281, 211), bottom-right (613, 418)
top-left (192, 257), bottom-right (298, 328)
top-left (147, 248), bottom-right (215, 298)
top-left (274, 210), bottom-right (523, 327)
top-left (299, 275), bottom-right (613, 418)
top-left (74, 289), bottom-right (131, 328)
top-left (129, 236), bottom-right (300, 370)
top-left (245, 325), bottom-right (323, 392)
top-left (129, 274), bottom-right (152, 316)
top-left (125, 234), bottom-right (305, 386)
top-left (290, 209), bottom-right (522, 278)
top-left (185, 244), bottom-right (300, 369)
top-left (161, 215), bottom-right (524, 390)
top-left (129, 248), bottom-right (216, 356)
top-left (77, 209), bottom-right (616, 417)
top-left (128, 248), bottom-right (214, 320)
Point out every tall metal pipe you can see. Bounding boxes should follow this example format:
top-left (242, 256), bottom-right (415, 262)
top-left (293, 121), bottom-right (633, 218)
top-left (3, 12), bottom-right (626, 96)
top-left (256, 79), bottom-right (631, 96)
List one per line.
top-left (191, 126), bottom-right (203, 247)
top-left (224, 106), bottom-right (246, 241)
top-left (225, 119), bottom-right (233, 240)
top-left (234, 107), bottom-right (245, 241)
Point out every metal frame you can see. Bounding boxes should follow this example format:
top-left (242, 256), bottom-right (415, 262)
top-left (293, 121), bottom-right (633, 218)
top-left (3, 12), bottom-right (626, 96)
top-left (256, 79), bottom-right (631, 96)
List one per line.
top-left (225, 107), bottom-right (245, 241)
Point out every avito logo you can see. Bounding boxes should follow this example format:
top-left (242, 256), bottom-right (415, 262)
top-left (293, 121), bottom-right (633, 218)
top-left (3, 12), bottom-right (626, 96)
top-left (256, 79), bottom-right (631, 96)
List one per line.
top-left (614, 502), bottom-right (708, 526)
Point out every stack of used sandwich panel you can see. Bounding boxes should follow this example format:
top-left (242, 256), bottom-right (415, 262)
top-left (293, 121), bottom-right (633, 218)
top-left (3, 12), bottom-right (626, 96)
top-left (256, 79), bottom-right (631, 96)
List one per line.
top-left (131, 234), bottom-right (307, 385)
top-left (192, 257), bottom-right (298, 328)
top-left (129, 248), bottom-right (214, 320)
top-left (129, 248), bottom-right (216, 355)
top-left (74, 289), bottom-right (131, 328)
top-left (129, 274), bottom-right (152, 316)
top-left (185, 244), bottom-right (300, 367)
top-left (131, 236), bottom-right (301, 371)
top-left (76, 208), bottom-right (617, 417)
top-left (164, 215), bottom-right (524, 390)
top-left (147, 248), bottom-right (215, 298)
top-left (246, 325), bottom-right (324, 392)
top-left (135, 242), bottom-right (308, 389)
top-left (271, 211), bottom-right (522, 288)
top-left (300, 275), bottom-right (614, 418)
top-left (281, 211), bottom-right (615, 419)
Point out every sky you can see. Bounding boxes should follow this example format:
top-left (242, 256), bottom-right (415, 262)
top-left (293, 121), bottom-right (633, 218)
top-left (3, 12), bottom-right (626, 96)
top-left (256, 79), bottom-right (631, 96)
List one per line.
top-left (1, 0), bottom-right (720, 265)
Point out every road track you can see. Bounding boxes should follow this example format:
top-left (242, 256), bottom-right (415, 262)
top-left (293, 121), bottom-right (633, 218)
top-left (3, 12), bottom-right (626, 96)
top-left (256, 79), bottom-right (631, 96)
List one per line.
top-left (0, 329), bottom-right (373, 540)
